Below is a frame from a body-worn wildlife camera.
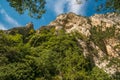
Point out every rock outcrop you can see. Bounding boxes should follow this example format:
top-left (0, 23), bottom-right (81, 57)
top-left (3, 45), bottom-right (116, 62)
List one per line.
top-left (48, 12), bottom-right (120, 75)
top-left (3, 12), bottom-right (120, 75)
top-left (49, 12), bottom-right (91, 37)
top-left (4, 22), bottom-right (34, 35)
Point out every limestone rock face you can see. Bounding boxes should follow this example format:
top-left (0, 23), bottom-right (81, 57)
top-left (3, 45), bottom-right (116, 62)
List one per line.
top-left (49, 12), bottom-right (91, 37)
top-left (90, 13), bottom-right (120, 28)
top-left (3, 12), bottom-right (120, 75)
top-left (48, 12), bottom-right (120, 75)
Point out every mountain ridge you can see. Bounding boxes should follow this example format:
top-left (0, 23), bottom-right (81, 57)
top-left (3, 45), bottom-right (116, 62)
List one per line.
top-left (0, 12), bottom-right (120, 79)
top-left (3, 12), bottom-right (120, 75)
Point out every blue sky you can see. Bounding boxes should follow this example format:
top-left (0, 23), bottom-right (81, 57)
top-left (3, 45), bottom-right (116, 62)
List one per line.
top-left (0, 0), bottom-right (105, 30)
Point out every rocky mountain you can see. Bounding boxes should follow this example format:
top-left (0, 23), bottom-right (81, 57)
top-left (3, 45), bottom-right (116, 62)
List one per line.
top-left (48, 12), bottom-right (120, 75)
top-left (1, 12), bottom-right (120, 79)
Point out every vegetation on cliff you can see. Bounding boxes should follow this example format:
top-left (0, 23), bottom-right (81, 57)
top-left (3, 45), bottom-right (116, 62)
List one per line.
top-left (0, 26), bottom-right (114, 80)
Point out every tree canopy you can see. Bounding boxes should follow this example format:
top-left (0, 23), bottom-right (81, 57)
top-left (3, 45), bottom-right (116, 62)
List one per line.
top-left (7, 0), bottom-right (46, 19)
top-left (0, 27), bottom-right (114, 80)
top-left (7, 0), bottom-right (119, 19)
top-left (95, 0), bottom-right (120, 13)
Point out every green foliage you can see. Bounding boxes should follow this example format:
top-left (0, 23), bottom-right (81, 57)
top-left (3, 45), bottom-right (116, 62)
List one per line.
top-left (90, 26), bottom-right (116, 53)
top-left (7, 0), bottom-right (120, 20)
top-left (72, 31), bottom-right (88, 41)
top-left (0, 63), bottom-right (34, 80)
top-left (7, 0), bottom-right (46, 19)
top-left (93, 0), bottom-right (120, 13)
top-left (90, 67), bottom-right (112, 80)
top-left (0, 27), bottom-right (113, 80)
top-left (107, 58), bottom-right (120, 68)
top-left (76, 0), bottom-right (120, 13)
top-left (0, 33), bottom-right (23, 46)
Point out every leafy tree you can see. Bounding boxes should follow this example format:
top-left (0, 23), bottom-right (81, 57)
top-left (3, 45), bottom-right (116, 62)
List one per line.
top-left (0, 63), bottom-right (34, 80)
top-left (76, 0), bottom-right (120, 13)
top-left (0, 27), bottom-right (116, 79)
top-left (90, 26), bottom-right (116, 53)
top-left (96, 0), bottom-right (120, 13)
top-left (7, 0), bottom-right (119, 20)
top-left (90, 67), bottom-right (112, 80)
top-left (7, 0), bottom-right (46, 19)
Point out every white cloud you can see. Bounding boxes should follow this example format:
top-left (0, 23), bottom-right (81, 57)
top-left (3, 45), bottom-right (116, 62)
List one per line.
top-left (46, 0), bottom-right (86, 16)
top-left (0, 23), bottom-right (7, 30)
top-left (54, 0), bottom-right (66, 15)
top-left (0, 6), bottom-right (20, 27)
top-left (68, 0), bottom-right (86, 15)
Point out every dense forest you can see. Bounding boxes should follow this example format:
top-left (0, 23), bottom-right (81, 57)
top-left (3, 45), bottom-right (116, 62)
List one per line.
top-left (0, 25), bottom-right (118, 80)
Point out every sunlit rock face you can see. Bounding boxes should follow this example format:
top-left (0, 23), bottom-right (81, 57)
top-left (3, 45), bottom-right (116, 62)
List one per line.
top-left (49, 12), bottom-right (120, 75)
top-left (49, 12), bottom-right (91, 37)
top-left (90, 13), bottom-right (120, 29)
top-left (3, 12), bottom-right (120, 75)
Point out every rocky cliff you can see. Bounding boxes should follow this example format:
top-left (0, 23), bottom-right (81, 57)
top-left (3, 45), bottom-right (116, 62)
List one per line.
top-left (2, 12), bottom-right (120, 76)
top-left (48, 12), bottom-right (120, 75)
